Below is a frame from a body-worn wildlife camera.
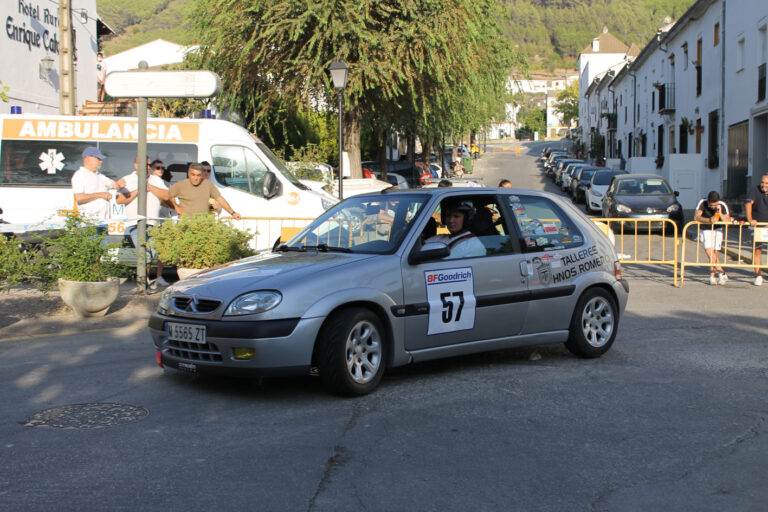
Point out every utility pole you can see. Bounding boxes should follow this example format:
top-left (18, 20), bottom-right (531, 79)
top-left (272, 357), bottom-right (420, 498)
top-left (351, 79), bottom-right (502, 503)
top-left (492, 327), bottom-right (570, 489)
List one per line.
top-left (58, 0), bottom-right (76, 115)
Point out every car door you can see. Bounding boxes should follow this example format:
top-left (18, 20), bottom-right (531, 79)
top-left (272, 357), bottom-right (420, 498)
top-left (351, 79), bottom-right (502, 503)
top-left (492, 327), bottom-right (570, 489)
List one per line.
top-left (505, 194), bottom-right (586, 335)
top-left (400, 194), bottom-right (530, 351)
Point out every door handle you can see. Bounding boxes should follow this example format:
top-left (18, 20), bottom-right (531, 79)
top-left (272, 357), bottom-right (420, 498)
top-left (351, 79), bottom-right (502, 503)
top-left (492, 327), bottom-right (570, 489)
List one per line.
top-left (519, 260), bottom-right (529, 282)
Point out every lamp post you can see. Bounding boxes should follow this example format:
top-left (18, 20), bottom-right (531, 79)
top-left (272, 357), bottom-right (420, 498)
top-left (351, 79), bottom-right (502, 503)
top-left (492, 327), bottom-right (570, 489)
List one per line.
top-left (328, 61), bottom-right (349, 200)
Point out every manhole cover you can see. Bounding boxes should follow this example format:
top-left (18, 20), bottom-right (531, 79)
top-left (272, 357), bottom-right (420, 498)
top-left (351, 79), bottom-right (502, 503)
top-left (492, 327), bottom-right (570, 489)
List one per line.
top-left (24, 403), bottom-right (149, 429)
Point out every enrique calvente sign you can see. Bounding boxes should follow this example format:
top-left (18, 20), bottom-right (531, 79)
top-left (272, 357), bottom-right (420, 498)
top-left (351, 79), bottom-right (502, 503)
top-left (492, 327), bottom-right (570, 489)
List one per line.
top-left (5, 0), bottom-right (77, 55)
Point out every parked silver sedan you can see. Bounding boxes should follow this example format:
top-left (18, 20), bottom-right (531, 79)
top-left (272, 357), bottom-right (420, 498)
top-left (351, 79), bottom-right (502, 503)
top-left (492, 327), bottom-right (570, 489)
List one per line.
top-left (150, 189), bottom-right (629, 395)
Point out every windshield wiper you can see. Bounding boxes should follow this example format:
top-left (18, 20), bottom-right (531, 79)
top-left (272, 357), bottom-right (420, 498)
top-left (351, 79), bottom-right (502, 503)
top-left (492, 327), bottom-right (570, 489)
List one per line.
top-left (274, 244), bottom-right (304, 252)
top-left (302, 244), bottom-right (352, 253)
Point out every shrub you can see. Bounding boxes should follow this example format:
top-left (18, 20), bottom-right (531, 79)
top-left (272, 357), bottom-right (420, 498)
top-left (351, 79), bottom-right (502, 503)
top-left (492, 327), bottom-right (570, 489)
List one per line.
top-left (0, 235), bottom-right (33, 292)
top-left (40, 213), bottom-right (128, 288)
top-left (149, 214), bottom-right (254, 269)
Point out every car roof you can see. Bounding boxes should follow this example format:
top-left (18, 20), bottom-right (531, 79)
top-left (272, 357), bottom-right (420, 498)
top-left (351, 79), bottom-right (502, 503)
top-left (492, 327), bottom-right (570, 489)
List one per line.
top-left (612, 173), bottom-right (665, 180)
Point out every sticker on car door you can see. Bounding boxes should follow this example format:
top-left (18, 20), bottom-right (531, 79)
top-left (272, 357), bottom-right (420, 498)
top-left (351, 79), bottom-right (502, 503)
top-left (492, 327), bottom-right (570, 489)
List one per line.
top-left (425, 267), bottom-right (476, 335)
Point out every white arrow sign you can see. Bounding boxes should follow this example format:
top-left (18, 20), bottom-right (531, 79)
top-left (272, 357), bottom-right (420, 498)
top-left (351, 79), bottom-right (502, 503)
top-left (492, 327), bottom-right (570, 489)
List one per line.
top-left (104, 70), bottom-right (221, 98)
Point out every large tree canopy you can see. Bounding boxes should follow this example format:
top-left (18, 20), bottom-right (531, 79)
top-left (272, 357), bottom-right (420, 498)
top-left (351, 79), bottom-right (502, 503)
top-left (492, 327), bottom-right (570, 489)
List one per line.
top-left (191, 0), bottom-right (524, 177)
top-left (553, 81), bottom-right (579, 126)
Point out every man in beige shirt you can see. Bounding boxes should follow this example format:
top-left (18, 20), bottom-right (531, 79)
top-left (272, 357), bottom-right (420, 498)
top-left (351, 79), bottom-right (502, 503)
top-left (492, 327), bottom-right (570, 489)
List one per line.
top-left (169, 163), bottom-right (241, 219)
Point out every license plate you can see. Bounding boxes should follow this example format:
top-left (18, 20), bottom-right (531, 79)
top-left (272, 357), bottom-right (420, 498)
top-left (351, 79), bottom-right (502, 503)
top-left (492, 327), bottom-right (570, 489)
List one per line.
top-left (167, 322), bottom-right (206, 344)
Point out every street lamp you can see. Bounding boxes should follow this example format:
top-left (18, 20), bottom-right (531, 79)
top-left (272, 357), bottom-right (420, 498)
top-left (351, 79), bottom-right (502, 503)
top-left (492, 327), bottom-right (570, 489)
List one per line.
top-left (327, 61), bottom-right (349, 199)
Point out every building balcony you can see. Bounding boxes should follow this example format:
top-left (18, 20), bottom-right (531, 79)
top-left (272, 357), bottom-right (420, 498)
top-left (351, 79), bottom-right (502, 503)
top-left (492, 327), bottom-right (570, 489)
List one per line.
top-left (657, 83), bottom-right (675, 114)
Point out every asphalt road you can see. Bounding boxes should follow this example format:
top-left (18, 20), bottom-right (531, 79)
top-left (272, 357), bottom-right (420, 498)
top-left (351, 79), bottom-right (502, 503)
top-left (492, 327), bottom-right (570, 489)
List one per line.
top-left (1, 142), bottom-right (767, 512)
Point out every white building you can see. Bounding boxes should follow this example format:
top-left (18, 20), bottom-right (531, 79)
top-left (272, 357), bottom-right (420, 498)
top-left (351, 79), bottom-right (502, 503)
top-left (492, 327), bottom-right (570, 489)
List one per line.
top-left (104, 39), bottom-right (199, 72)
top-left (579, 1), bottom-right (768, 208)
top-left (0, 0), bottom-right (110, 115)
top-left (578, 28), bottom-right (638, 143)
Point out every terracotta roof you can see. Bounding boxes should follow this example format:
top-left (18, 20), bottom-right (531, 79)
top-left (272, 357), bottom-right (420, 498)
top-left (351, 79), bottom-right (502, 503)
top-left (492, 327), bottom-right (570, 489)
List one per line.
top-left (626, 43), bottom-right (641, 58)
top-left (580, 27), bottom-right (630, 55)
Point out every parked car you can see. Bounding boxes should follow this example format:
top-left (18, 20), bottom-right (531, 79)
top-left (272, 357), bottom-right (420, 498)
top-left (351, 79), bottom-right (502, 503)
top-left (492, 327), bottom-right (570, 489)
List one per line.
top-left (570, 166), bottom-right (600, 204)
top-left (586, 170), bottom-right (628, 213)
top-left (372, 170), bottom-right (409, 189)
top-left (151, 188), bottom-right (629, 396)
top-left (601, 174), bottom-right (684, 231)
top-left (561, 163), bottom-right (589, 193)
top-left (554, 159), bottom-right (584, 186)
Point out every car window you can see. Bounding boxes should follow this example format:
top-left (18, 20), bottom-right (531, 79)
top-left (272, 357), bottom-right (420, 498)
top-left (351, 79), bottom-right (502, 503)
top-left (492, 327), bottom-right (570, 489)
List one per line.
top-left (288, 194), bottom-right (428, 253)
top-left (507, 195), bottom-right (584, 252)
top-left (423, 196), bottom-right (516, 258)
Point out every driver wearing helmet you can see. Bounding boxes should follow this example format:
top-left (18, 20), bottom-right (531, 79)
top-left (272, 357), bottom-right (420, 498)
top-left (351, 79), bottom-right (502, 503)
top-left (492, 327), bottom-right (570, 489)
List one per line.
top-left (425, 199), bottom-right (486, 259)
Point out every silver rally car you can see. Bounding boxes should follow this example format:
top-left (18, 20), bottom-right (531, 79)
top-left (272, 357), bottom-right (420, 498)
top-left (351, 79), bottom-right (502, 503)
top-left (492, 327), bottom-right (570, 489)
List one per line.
top-left (150, 188), bottom-right (629, 395)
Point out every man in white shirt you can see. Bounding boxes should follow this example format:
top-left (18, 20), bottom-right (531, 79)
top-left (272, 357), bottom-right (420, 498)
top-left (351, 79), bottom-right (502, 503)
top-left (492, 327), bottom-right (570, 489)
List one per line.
top-left (426, 200), bottom-right (486, 259)
top-left (71, 147), bottom-right (125, 221)
top-left (117, 156), bottom-right (171, 286)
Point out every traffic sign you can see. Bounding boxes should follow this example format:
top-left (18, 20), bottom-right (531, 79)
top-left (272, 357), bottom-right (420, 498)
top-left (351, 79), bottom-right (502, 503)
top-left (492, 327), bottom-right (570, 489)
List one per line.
top-left (104, 70), bottom-right (221, 98)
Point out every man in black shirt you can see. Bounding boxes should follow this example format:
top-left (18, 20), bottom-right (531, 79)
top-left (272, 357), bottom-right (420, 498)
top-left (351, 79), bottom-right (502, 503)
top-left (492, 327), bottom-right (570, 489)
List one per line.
top-left (745, 173), bottom-right (768, 286)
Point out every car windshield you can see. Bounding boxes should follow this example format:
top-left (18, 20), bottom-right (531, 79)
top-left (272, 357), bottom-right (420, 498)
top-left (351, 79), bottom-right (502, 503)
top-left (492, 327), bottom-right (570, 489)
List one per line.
top-left (254, 139), bottom-right (310, 191)
top-left (593, 171), bottom-right (622, 186)
top-left (280, 193), bottom-right (429, 254)
top-left (616, 178), bottom-right (672, 195)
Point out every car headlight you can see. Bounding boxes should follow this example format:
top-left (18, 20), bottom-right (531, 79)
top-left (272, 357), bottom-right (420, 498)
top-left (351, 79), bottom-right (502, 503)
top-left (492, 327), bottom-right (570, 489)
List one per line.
top-left (158, 288), bottom-right (172, 314)
top-left (667, 204), bottom-right (680, 212)
top-left (225, 291), bottom-right (282, 316)
top-left (321, 197), bottom-right (336, 210)
top-left (616, 204), bottom-right (631, 214)
top-left (593, 190), bottom-right (603, 197)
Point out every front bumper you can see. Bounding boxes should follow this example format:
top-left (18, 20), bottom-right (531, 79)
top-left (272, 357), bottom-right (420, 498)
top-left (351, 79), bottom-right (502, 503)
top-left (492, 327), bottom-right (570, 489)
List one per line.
top-left (149, 313), bottom-right (325, 376)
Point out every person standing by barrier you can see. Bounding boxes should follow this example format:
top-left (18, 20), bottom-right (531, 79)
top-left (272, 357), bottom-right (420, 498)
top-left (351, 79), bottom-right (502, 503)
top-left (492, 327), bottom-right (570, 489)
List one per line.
top-left (117, 157), bottom-right (171, 287)
top-left (71, 147), bottom-right (126, 221)
top-left (746, 173), bottom-right (768, 285)
top-left (694, 191), bottom-right (731, 285)
top-left (169, 163), bottom-right (241, 219)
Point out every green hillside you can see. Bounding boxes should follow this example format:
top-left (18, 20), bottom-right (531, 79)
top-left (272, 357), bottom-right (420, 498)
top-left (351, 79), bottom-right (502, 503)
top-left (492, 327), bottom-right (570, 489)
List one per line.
top-left (98, 0), bottom-right (197, 55)
top-left (98, 0), bottom-right (697, 68)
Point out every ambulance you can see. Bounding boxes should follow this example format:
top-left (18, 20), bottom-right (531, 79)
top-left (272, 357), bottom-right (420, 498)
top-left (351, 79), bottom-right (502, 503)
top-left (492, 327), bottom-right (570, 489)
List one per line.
top-left (0, 114), bottom-right (337, 250)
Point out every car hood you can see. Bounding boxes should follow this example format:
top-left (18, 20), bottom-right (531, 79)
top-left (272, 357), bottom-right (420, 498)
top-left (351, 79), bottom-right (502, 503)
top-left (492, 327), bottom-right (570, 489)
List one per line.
top-left (168, 251), bottom-right (378, 298)
top-left (614, 194), bottom-right (677, 208)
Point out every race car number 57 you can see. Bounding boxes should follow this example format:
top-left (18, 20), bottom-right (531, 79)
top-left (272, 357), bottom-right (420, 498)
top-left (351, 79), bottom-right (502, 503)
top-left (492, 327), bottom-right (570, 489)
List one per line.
top-left (425, 267), bottom-right (476, 335)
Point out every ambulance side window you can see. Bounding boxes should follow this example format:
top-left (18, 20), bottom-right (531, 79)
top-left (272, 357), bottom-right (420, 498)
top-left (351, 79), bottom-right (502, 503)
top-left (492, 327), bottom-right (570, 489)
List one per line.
top-left (212, 145), bottom-right (270, 198)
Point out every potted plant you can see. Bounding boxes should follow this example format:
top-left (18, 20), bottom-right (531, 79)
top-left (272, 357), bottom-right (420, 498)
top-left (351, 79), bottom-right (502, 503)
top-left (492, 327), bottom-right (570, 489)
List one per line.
top-left (149, 214), bottom-right (254, 279)
top-left (42, 212), bottom-right (128, 317)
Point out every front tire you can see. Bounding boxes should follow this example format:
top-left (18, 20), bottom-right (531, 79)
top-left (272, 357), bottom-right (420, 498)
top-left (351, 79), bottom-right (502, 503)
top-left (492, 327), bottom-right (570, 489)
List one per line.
top-left (316, 308), bottom-right (387, 396)
top-left (565, 288), bottom-right (618, 358)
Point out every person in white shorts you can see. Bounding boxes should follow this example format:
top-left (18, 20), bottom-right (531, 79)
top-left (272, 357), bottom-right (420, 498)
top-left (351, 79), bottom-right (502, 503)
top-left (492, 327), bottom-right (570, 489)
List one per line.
top-left (116, 156), bottom-right (171, 286)
top-left (694, 191), bottom-right (731, 285)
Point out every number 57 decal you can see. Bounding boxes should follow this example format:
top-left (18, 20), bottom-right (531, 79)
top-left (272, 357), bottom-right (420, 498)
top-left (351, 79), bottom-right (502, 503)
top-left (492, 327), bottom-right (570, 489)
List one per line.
top-left (425, 267), bottom-right (476, 335)
top-left (440, 291), bottom-right (464, 323)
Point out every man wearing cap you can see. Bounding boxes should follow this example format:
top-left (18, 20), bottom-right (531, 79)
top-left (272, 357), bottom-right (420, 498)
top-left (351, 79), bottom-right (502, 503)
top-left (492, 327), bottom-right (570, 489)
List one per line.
top-left (71, 147), bottom-right (125, 221)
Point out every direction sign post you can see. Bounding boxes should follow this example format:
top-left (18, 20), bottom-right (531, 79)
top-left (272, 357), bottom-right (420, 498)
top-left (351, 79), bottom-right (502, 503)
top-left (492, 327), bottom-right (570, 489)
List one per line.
top-left (104, 63), bottom-right (221, 293)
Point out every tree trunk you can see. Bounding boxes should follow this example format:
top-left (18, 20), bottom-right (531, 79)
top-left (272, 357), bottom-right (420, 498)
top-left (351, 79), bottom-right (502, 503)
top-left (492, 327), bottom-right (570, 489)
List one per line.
top-left (421, 138), bottom-right (432, 175)
top-left (379, 125), bottom-right (388, 181)
top-left (344, 105), bottom-right (363, 179)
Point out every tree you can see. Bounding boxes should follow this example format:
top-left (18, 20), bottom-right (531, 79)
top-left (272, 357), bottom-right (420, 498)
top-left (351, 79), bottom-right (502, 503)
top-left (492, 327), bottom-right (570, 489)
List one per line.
top-left (0, 81), bottom-right (8, 103)
top-left (190, 0), bottom-right (523, 178)
top-left (553, 81), bottom-right (578, 126)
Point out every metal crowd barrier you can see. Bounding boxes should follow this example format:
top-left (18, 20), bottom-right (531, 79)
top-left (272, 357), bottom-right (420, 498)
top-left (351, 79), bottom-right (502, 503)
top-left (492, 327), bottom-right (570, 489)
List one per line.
top-left (592, 218), bottom-right (679, 286)
top-left (679, 221), bottom-right (768, 285)
top-left (220, 216), bottom-right (316, 250)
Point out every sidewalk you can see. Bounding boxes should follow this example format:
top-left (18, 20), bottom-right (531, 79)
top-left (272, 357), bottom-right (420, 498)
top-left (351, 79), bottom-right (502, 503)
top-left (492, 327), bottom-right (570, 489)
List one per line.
top-left (0, 281), bottom-right (161, 341)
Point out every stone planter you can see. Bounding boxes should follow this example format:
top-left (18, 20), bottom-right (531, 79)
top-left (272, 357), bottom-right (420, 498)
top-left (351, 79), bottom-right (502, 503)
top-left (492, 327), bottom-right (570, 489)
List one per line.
top-left (176, 267), bottom-right (206, 280)
top-left (57, 278), bottom-right (120, 317)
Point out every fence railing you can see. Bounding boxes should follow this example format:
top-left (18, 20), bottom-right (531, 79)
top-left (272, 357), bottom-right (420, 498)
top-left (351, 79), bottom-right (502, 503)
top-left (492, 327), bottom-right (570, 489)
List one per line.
top-left (592, 218), bottom-right (679, 286)
top-left (680, 221), bottom-right (768, 285)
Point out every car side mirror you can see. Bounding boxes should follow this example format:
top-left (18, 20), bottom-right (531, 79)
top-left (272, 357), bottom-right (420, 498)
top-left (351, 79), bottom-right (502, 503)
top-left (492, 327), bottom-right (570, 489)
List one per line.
top-left (409, 241), bottom-right (450, 265)
top-left (263, 171), bottom-right (280, 199)
top-left (674, 190), bottom-right (680, 197)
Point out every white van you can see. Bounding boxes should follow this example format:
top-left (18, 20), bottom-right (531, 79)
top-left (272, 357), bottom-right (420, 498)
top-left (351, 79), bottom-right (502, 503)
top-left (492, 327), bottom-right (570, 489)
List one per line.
top-left (0, 114), bottom-right (336, 250)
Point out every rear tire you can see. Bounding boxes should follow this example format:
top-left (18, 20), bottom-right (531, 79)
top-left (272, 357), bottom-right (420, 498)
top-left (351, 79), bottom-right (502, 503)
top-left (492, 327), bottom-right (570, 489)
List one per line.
top-left (565, 288), bottom-right (618, 358)
top-left (316, 307), bottom-right (387, 396)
